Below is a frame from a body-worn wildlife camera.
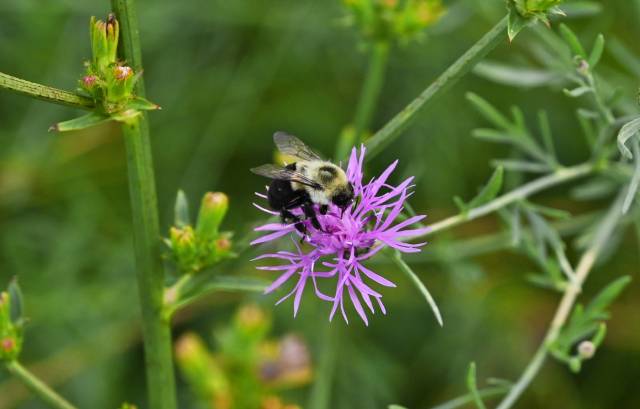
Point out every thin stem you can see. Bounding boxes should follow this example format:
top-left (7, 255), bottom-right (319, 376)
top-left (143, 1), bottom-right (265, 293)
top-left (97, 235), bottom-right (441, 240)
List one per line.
top-left (335, 42), bottom-right (390, 160)
top-left (4, 361), bottom-right (77, 409)
top-left (495, 191), bottom-right (627, 409)
top-left (411, 163), bottom-right (594, 240)
top-left (363, 16), bottom-right (508, 161)
top-left (430, 385), bottom-right (510, 409)
top-left (307, 325), bottom-right (338, 409)
top-left (110, 1), bottom-right (177, 409)
top-left (0, 71), bottom-right (94, 110)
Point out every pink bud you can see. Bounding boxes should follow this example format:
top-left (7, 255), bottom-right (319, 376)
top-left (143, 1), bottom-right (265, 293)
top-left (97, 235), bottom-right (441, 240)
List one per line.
top-left (114, 65), bottom-right (133, 80)
top-left (1, 338), bottom-right (14, 352)
top-left (83, 75), bottom-right (98, 88)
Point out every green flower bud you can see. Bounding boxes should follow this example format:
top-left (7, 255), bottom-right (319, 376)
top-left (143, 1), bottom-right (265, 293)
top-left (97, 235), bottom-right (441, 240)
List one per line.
top-left (170, 226), bottom-right (197, 272)
top-left (196, 192), bottom-right (229, 241)
top-left (90, 14), bottom-right (119, 72)
top-left (0, 291), bottom-right (23, 362)
top-left (175, 333), bottom-right (230, 404)
top-left (514, 0), bottom-right (563, 17)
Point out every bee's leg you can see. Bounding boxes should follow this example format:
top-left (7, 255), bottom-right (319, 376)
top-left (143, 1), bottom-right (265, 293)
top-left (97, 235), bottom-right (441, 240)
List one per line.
top-left (281, 209), bottom-right (298, 225)
top-left (302, 203), bottom-right (321, 230)
top-left (282, 209), bottom-right (307, 236)
top-left (319, 204), bottom-right (328, 215)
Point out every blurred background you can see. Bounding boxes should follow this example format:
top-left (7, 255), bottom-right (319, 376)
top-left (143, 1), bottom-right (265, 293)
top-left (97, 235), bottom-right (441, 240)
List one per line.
top-left (0, 0), bottom-right (639, 408)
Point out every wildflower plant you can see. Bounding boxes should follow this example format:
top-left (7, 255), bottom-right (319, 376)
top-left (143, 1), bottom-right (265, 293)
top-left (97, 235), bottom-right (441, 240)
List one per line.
top-left (0, 0), bottom-right (637, 409)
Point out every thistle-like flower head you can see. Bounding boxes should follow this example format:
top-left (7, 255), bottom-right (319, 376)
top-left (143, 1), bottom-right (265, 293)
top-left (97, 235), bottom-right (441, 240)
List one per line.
top-left (252, 146), bottom-right (428, 324)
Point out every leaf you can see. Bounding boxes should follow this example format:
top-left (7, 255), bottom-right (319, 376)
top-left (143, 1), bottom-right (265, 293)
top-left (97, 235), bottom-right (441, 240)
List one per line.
top-left (587, 34), bottom-right (605, 68)
top-left (537, 110), bottom-right (556, 161)
top-left (507, 5), bottom-right (530, 42)
top-left (617, 117), bottom-right (640, 159)
top-left (622, 139), bottom-right (640, 214)
top-left (174, 190), bottom-right (191, 227)
top-left (473, 61), bottom-right (558, 88)
top-left (491, 159), bottom-right (551, 174)
top-left (392, 251), bottom-right (443, 326)
top-left (469, 166), bottom-right (504, 209)
top-left (560, 2), bottom-right (602, 18)
top-left (8, 277), bottom-right (24, 324)
top-left (173, 276), bottom-right (270, 313)
top-left (127, 96), bottom-right (161, 111)
top-left (559, 24), bottom-right (587, 58)
top-left (584, 275), bottom-right (631, 319)
top-left (466, 93), bottom-right (513, 130)
top-left (466, 362), bottom-right (487, 409)
top-left (111, 108), bottom-right (141, 123)
top-left (563, 86), bottom-right (591, 98)
top-left (388, 406), bottom-right (408, 409)
top-left (50, 112), bottom-right (111, 132)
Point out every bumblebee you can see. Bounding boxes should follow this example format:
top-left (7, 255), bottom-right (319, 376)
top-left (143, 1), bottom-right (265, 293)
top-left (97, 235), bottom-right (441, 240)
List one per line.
top-left (251, 132), bottom-right (354, 234)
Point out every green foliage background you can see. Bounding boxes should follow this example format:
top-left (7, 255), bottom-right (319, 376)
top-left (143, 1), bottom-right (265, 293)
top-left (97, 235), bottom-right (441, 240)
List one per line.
top-left (0, 0), bottom-right (639, 408)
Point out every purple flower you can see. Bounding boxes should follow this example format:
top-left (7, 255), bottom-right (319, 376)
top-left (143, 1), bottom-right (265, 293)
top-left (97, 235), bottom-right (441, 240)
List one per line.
top-left (251, 146), bottom-right (429, 324)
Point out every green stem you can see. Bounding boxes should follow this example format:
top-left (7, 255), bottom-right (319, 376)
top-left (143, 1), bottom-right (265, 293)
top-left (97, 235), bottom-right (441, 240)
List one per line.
top-left (363, 16), bottom-right (508, 161)
top-left (495, 191), bottom-right (627, 409)
top-left (430, 385), bottom-right (510, 409)
top-left (110, 1), bottom-right (177, 409)
top-left (307, 325), bottom-right (338, 409)
top-left (4, 361), bottom-right (77, 409)
top-left (336, 42), bottom-right (390, 160)
top-left (411, 163), bottom-right (594, 240)
top-left (0, 71), bottom-right (94, 110)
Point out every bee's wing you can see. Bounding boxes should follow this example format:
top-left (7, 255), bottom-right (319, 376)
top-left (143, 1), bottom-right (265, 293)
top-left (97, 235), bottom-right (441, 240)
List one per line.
top-left (250, 164), bottom-right (322, 190)
top-left (273, 132), bottom-right (322, 161)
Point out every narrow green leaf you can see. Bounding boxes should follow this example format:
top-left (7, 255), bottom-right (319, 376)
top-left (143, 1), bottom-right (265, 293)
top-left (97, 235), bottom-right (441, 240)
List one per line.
top-left (622, 140), bottom-right (640, 214)
top-left (8, 277), bottom-right (24, 324)
top-left (174, 276), bottom-right (269, 312)
top-left (466, 93), bottom-right (513, 130)
top-left (453, 196), bottom-right (468, 213)
top-left (391, 252), bottom-right (443, 326)
top-left (563, 86), bottom-right (592, 98)
top-left (608, 37), bottom-right (640, 77)
top-left (174, 190), bottom-right (190, 227)
top-left (537, 110), bottom-right (556, 161)
top-left (50, 112), bottom-right (111, 132)
top-left (617, 117), bottom-right (640, 159)
top-left (584, 275), bottom-right (632, 319)
top-left (507, 7), bottom-right (530, 42)
top-left (127, 96), bottom-right (161, 111)
top-left (473, 61), bottom-right (558, 89)
top-left (491, 159), bottom-right (551, 174)
top-left (559, 24), bottom-right (587, 58)
top-left (560, 2), bottom-right (602, 18)
top-left (466, 362), bottom-right (487, 409)
top-left (388, 405), bottom-right (408, 409)
top-left (469, 166), bottom-right (504, 209)
top-left (587, 34), bottom-right (605, 68)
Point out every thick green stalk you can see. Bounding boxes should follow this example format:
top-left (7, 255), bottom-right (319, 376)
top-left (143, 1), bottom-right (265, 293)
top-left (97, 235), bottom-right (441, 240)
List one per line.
top-left (110, 1), bottom-right (177, 408)
top-left (335, 42), bottom-right (390, 160)
top-left (364, 17), bottom-right (508, 161)
top-left (0, 71), bottom-right (94, 110)
top-left (495, 191), bottom-right (627, 409)
top-left (4, 361), bottom-right (77, 409)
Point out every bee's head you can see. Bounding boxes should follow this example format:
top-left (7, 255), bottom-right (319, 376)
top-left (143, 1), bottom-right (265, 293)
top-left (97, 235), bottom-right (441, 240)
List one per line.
top-left (332, 183), bottom-right (354, 211)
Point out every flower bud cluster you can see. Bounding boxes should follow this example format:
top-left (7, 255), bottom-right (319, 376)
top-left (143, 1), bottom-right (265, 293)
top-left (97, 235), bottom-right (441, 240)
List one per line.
top-left (342, 0), bottom-right (444, 44)
top-left (167, 192), bottom-right (234, 275)
top-left (79, 15), bottom-right (158, 121)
